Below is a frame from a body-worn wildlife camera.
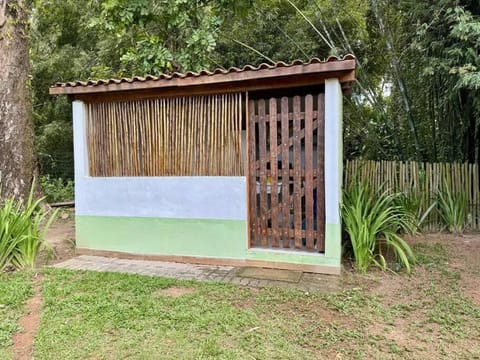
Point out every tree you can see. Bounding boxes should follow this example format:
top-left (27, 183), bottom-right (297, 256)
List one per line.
top-left (89, 0), bottom-right (245, 76)
top-left (379, 0), bottom-right (480, 162)
top-left (25, 0), bottom-right (480, 174)
top-left (31, 0), bottom-right (103, 180)
top-left (0, 0), bottom-right (37, 199)
top-left (29, 0), bottom-right (247, 181)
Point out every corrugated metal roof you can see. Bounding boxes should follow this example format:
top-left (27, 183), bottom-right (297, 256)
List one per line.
top-left (51, 55), bottom-right (355, 90)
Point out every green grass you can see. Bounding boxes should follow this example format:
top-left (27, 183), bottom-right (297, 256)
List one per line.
top-left (0, 238), bottom-right (477, 359)
top-left (34, 269), bottom-right (390, 359)
top-left (35, 270), bottom-right (325, 359)
top-left (31, 257), bottom-right (480, 359)
top-left (0, 272), bottom-right (33, 359)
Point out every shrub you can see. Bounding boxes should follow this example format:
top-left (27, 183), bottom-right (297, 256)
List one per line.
top-left (436, 184), bottom-right (469, 233)
top-left (342, 181), bottom-right (416, 273)
top-left (40, 175), bottom-right (74, 203)
top-left (0, 182), bottom-right (57, 270)
top-left (394, 190), bottom-right (436, 233)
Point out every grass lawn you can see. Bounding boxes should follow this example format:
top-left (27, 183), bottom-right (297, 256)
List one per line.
top-left (0, 272), bottom-right (33, 359)
top-left (3, 235), bottom-right (480, 359)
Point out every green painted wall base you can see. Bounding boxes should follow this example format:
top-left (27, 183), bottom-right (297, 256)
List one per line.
top-left (76, 215), bottom-right (341, 271)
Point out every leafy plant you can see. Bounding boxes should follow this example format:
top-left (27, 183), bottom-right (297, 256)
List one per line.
top-left (0, 182), bottom-right (57, 270)
top-left (342, 181), bottom-right (416, 273)
top-left (394, 190), bottom-right (436, 233)
top-left (40, 176), bottom-right (74, 203)
top-left (436, 184), bottom-right (469, 233)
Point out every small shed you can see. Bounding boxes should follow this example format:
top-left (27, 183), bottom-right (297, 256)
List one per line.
top-left (50, 55), bottom-right (356, 274)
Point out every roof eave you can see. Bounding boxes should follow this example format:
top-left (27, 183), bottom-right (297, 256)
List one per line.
top-left (49, 59), bottom-right (356, 96)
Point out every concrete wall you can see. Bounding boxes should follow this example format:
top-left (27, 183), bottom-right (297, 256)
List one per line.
top-left (324, 78), bottom-right (343, 261)
top-left (76, 177), bottom-right (246, 220)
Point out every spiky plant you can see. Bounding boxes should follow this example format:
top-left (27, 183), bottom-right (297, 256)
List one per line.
top-left (394, 190), bottom-right (436, 233)
top-left (342, 181), bottom-right (416, 273)
top-left (0, 181), bottom-right (56, 270)
top-left (436, 184), bottom-right (468, 234)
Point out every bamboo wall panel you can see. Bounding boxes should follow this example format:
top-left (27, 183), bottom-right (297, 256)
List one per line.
top-left (345, 160), bottom-right (480, 231)
top-left (85, 93), bottom-right (244, 177)
top-left (248, 93), bottom-right (325, 253)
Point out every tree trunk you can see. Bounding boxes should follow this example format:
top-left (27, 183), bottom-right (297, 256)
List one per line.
top-left (0, 0), bottom-right (37, 200)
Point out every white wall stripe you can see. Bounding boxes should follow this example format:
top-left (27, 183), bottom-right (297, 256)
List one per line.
top-left (72, 101), bottom-right (88, 197)
top-left (324, 78), bottom-right (343, 225)
top-left (75, 177), bottom-right (247, 220)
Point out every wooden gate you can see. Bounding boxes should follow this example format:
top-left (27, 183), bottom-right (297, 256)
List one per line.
top-left (248, 93), bottom-right (325, 253)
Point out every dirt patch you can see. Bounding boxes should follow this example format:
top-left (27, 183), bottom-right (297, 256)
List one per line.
top-left (448, 233), bottom-right (480, 306)
top-left (407, 232), bottom-right (480, 306)
top-left (156, 287), bottom-right (196, 298)
top-left (12, 275), bottom-right (42, 360)
top-left (42, 211), bottom-right (75, 265)
top-left (358, 233), bottom-right (480, 359)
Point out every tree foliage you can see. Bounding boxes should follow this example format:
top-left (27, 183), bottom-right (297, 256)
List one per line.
top-left (28, 0), bottom-right (480, 182)
top-left (30, 0), bottom-right (243, 179)
top-left (89, 0), bottom-right (244, 76)
top-left (31, 0), bottom-right (102, 179)
top-left (354, 0), bottom-right (480, 162)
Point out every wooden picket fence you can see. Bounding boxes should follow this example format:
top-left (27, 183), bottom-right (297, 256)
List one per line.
top-left (344, 159), bottom-right (480, 231)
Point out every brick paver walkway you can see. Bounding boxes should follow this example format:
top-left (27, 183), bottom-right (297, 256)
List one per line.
top-left (53, 255), bottom-right (340, 293)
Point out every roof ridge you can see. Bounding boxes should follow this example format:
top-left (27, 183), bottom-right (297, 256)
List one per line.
top-left (52, 55), bottom-right (356, 89)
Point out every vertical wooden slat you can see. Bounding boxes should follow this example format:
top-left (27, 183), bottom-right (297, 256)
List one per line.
top-left (239, 93), bottom-right (244, 176)
top-left (107, 103), bottom-right (113, 176)
top-left (221, 94), bottom-right (226, 175)
top-left (248, 96), bottom-right (257, 247)
top-left (199, 96), bottom-right (205, 175)
top-left (293, 96), bottom-right (302, 249)
top-left (187, 97), bottom-right (192, 175)
top-left (211, 95), bottom-right (217, 175)
top-left (179, 97), bottom-right (185, 175)
top-left (118, 102), bottom-right (125, 175)
top-left (113, 102), bottom-right (119, 175)
top-left (468, 164), bottom-right (477, 230)
top-left (196, 96), bottom-right (202, 175)
top-left (175, 97), bottom-right (180, 175)
top-left (162, 98), bottom-right (168, 175)
top-left (475, 164), bottom-right (479, 229)
top-left (154, 99), bottom-right (158, 175)
top-left (131, 101), bottom-right (139, 176)
top-left (280, 97), bottom-right (291, 248)
top-left (233, 93), bottom-right (238, 175)
top-left (317, 93), bottom-right (325, 251)
top-left (269, 98), bottom-right (279, 248)
top-left (226, 94), bottom-right (231, 175)
top-left (304, 94), bottom-right (314, 250)
top-left (104, 103), bottom-right (111, 175)
top-left (164, 98), bottom-right (170, 174)
top-left (258, 99), bottom-right (268, 247)
top-left (94, 103), bottom-right (100, 175)
top-left (95, 103), bottom-right (102, 176)
top-left (140, 100), bottom-right (147, 175)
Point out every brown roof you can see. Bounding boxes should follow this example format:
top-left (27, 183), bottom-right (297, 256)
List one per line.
top-left (50, 55), bottom-right (356, 97)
